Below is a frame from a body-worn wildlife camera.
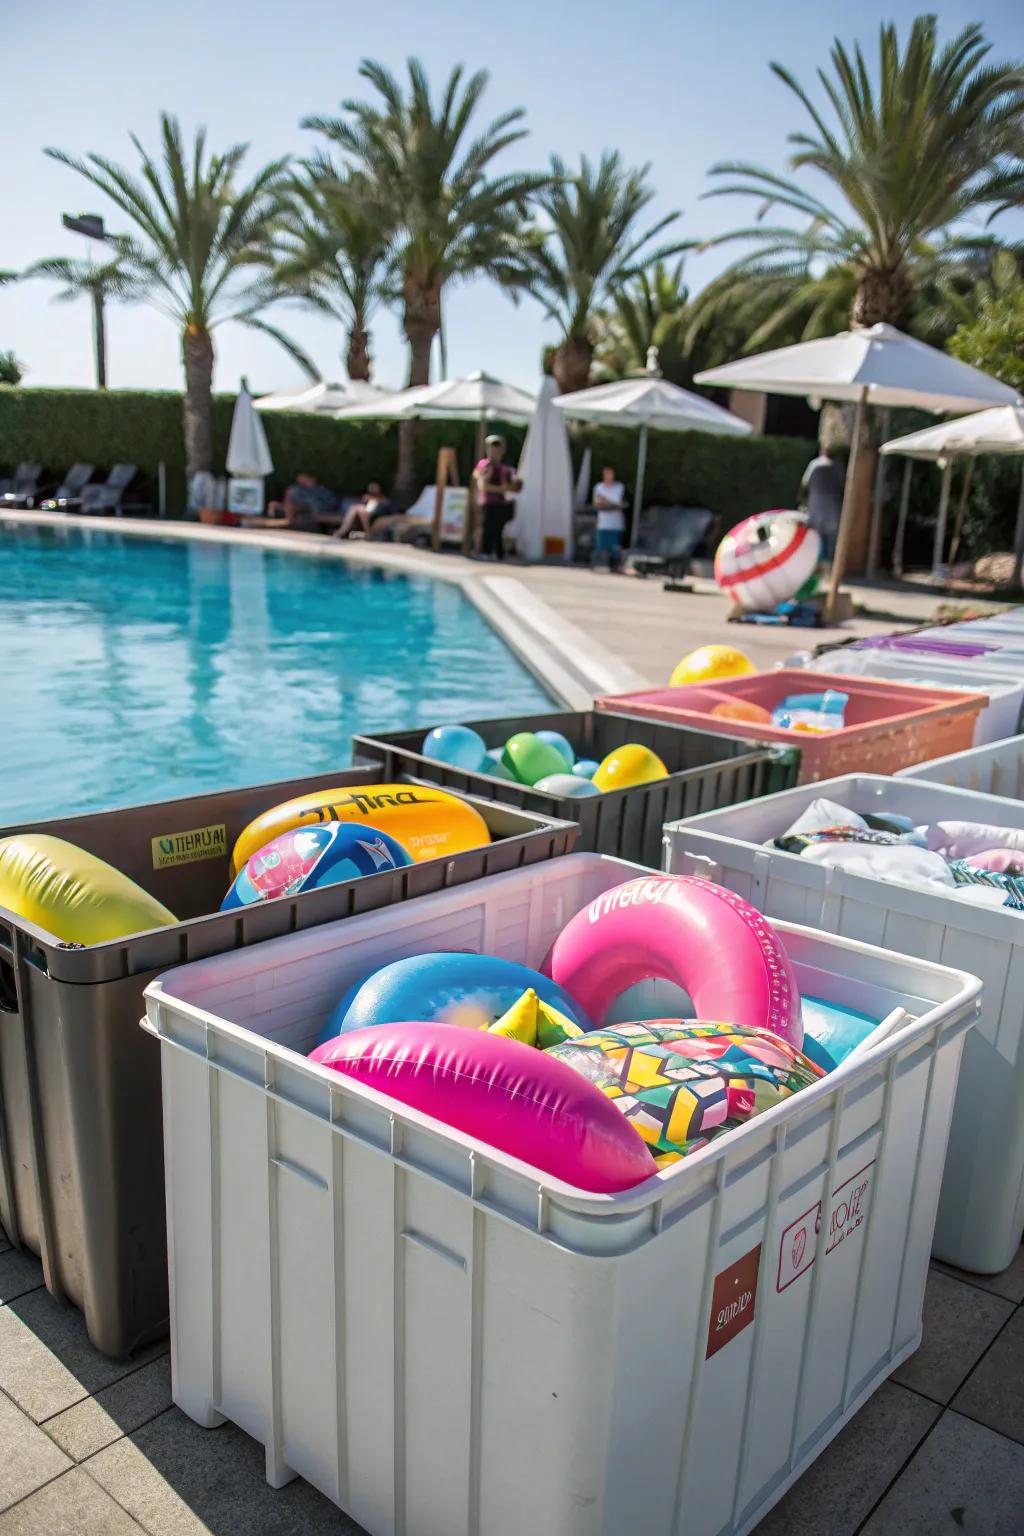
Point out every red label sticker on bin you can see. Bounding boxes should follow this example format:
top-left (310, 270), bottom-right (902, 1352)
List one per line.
top-left (706, 1244), bottom-right (761, 1359)
top-left (776, 1161), bottom-right (875, 1293)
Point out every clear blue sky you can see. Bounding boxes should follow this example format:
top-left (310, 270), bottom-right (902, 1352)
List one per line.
top-left (3, 0), bottom-right (1022, 395)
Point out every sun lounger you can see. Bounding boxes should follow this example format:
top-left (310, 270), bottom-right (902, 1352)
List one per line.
top-left (623, 506), bottom-right (715, 589)
top-left (38, 464), bottom-right (95, 511)
top-left (0, 463), bottom-right (44, 510)
top-left (77, 464), bottom-right (137, 516)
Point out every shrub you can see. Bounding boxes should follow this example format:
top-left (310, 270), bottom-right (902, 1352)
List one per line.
top-left (0, 386), bottom-right (812, 524)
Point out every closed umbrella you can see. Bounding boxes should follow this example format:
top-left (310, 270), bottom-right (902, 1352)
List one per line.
top-left (552, 374), bottom-right (752, 545)
top-left (255, 380), bottom-right (384, 413)
top-left (513, 377), bottom-right (574, 561)
top-left (696, 324), bottom-right (1019, 617)
top-left (226, 381), bottom-right (273, 478)
top-left (881, 405), bottom-right (1024, 578)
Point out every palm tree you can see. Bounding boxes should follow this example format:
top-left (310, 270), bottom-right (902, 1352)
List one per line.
top-left (276, 157), bottom-right (395, 382)
top-left (527, 152), bottom-right (688, 394)
top-left (704, 17), bottom-right (1024, 329)
top-left (45, 115), bottom-right (314, 480)
top-left (305, 59), bottom-right (547, 497)
top-left (22, 250), bottom-right (144, 387)
top-left (593, 259), bottom-right (692, 384)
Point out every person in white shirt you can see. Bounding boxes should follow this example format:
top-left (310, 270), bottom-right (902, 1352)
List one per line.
top-left (592, 465), bottom-right (626, 571)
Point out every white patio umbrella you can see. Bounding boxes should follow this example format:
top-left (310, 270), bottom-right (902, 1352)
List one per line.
top-left (512, 376), bottom-right (574, 561)
top-left (881, 405), bottom-right (1024, 578)
top-left (552, 373), bottom-right (752, 544)
top-left (333, 369), bottom-right (535, 423)
top-left (226, 381), bottom-right (273, 477)
top-left (255, 379), bottom-right (384, 413)
top-left (696, 323), bottom-right (1019, 617)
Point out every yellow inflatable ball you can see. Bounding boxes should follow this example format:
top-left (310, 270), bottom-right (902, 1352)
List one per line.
top-left (670, 645), bottom-right (756, 687)
top-left (0, 834), bottom-right (177, 945)
top-left (231, 783), bottom-right (491, 874)
top-left (592, 744), bottom-right (669, 791)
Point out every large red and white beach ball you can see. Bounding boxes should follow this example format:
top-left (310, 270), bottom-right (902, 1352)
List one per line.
top-left (714, 510), bottom-right (821, 612)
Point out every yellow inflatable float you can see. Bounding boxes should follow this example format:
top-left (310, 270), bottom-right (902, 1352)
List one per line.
top-left (0, 834), bottom-right (178, 945)
top-left (231, 783), bottom-right (491, 874)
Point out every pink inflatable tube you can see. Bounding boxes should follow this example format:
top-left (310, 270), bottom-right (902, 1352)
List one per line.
top-left (310, 1021), bottom-right (658, 1193)
top-left (546, 875), bottom-right (803, 1049)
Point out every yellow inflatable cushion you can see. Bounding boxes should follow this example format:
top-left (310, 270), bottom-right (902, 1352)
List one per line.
top-left (0, 834), bottom-right (178, 945)
top-left (231, 783), bottom-right (491, 875)
top-left (487, 988), bottom-right (584, 1049)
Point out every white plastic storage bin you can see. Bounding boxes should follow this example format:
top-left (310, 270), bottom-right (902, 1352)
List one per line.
top-left (664, 775), bottom-right (1024, 1274)
top-left (806, 651), bottom-right (1024, 746)
top-left (899, 733), bottom-right (1024, 797)
top-left (143, 854), bottom-right (979, 1536)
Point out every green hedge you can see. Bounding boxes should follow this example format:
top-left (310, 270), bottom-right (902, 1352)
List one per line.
top-left (0, 385), bottom-right (812, 522)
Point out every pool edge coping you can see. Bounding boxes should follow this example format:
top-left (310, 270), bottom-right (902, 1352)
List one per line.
top-left (2, 511), bottom-right (649, 710)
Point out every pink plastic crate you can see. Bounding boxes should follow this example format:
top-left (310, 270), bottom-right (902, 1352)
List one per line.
top-left (597, 669), bottom-right (986, 784)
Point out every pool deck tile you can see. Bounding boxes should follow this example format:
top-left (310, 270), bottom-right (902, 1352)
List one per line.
top-left (0, 1240), bottom-right (1021, 1534)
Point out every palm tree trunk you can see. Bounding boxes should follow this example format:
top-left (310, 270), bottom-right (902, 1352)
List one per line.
top-left (395, 276), bottom-right (441, 505)
top-left (92, 290), bottom-right (107, 389)
top-left (182, 325), bottom-right (215, 481)
top-left (553, 334), bottom-right (593, 394)
top-left (346, 320), bottom-right (371, 382)
top-left (851, 266), bottom-right (910, 330)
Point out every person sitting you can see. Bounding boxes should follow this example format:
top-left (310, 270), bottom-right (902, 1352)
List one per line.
top-left (266, 472), bottom-right (338, 530)
top-left (591, 465), bottom-right (626, 571)
top-left (474, 435), bottom-right (521, 560)
top-left (333, 482), bottom-right (395, 539)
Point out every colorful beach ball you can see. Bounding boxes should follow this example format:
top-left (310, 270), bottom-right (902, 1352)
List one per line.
top-left (715, 511), bottom-right (821, 612)
top-left (547, 1020), bottom-right (824, 1166)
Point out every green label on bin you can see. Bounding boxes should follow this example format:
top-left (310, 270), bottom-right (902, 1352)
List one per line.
top-left (152, 823), bottom-right (228, 869)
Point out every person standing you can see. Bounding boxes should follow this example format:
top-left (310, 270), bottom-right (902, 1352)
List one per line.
top-left (799, 444), bottom-right (846, 562)
top-left (473, 435), bottom-right (521, 560)
top-left (592, 464), bottom-right (627, 571)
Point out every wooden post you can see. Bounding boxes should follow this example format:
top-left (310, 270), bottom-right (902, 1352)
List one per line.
top-left (892, 458), bottom-right (912, 577)
top-left (431, 447), bottom-right (460, 552)
top-left (825, 387), bottom-right (868, 624)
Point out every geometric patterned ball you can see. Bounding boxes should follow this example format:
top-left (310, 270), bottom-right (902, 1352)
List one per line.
top-left (546, 1020), bottom-right (825, 1167)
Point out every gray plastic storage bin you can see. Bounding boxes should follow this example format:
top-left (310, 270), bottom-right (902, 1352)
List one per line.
top-left (0, 770), bottom-right (576, 1357)
top-left (354, 711), bottom-right (798, 865)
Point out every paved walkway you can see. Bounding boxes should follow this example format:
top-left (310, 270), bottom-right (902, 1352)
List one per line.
top-left (2, 1233), bottom-right (1023, 1534)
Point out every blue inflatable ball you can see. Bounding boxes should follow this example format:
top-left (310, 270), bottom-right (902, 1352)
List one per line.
top-left (481, 748), bottom-right (517, 782)
top-left (572, 759), bottom-right (600, 780)
top-left (422, 724), bottom-right (487, 772)
top-left (320, 951), bottom-right (593, 1043)
top-left (222, 822), bottom-right (412, 911)
top-left (533, 773), bottom-right (602, 798)
top-left (535, 730), bottom-right (575, 771)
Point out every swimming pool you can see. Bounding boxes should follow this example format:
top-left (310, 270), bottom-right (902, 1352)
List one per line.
top-left (0, 523), bottom-right (553, 820)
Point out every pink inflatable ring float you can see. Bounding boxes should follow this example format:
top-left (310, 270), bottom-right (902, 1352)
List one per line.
top-left (310, 1021), bottom-right (658, 1193)
top-left (545, 875), bottom-right (802, 1050)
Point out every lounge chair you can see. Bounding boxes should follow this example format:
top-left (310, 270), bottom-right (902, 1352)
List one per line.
top-left (622, 506), bottom-right (715, 590)
top-left (38, 464), bottom-right (95, 511)
top-left (78, 464), bottom-right (137, 516)
top-left (0, 464), bottom-right (44, 510)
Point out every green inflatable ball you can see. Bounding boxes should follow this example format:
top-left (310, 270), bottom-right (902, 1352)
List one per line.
top-left (502, 732), bottom-right (572, 786)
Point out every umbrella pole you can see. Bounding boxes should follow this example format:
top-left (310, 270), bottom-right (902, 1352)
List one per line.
top-left (948, 458), bottom-right (975, 569)
top-left (631, 424), bottom-right (648, 547)
top-left (825, 386), bottom-right (868, 623)
top-left (892, 459), bottom-right (913, 577)
top-left (866, 407), bottom-right (891, 577)
top-left (1014, 460), bottom-right (1024, 587)
top-left (931, 460), bottom-right (953, 577)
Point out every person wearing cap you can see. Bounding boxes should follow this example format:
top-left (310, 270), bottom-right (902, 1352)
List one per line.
top-left (474, 435), bottom-right (521, 560)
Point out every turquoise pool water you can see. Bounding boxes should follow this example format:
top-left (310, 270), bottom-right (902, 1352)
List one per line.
top-left (0, 524), bottom-right (553, 820)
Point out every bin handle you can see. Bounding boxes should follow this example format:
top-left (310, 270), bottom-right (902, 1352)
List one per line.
top-left (669, 847), bottom-right (722, 883)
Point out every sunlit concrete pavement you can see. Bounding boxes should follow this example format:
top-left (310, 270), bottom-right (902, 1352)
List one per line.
top-left (2, 1233), bottom-right (1024, 1534)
